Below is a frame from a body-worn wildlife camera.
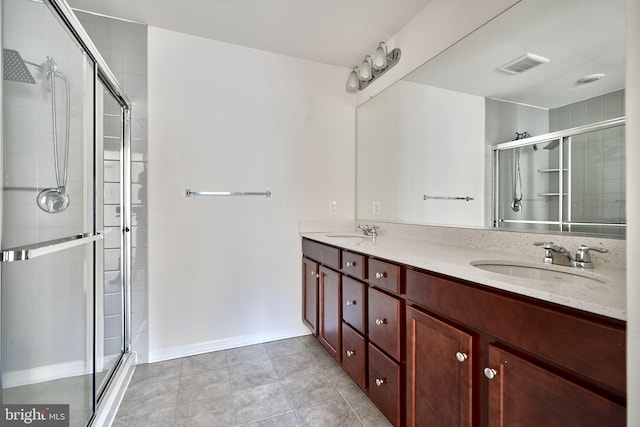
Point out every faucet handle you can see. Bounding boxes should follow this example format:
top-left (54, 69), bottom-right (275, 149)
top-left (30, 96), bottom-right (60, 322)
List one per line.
top-left (533, 242), bottom-right (554, 263)
top-left (577, 244), bottom-right (608, 254)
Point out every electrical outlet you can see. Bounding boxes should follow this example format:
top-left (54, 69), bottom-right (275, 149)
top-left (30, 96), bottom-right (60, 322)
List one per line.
top-left (373, 201), bottom-right (381, 214)
top-left (329, 201), bottom-right (337, 214)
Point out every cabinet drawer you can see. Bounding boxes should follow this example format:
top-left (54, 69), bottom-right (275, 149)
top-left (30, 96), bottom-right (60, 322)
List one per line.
top-left (342, 250), bottom-right (366, 280)
top-left (368, 287), bottom-right (402, 361)
top-left (368, 258), bottom-right (402, 293)
top-left (368, 343), bottom-right (401, 427)
top-left (406, 268), bottom-right (626, 394)
top-left (342, 276), bottom-right (366, 334)
top-left (302, 238), bottom-right (340, 270)
top-left (342, 322), bottom-right (367, 389)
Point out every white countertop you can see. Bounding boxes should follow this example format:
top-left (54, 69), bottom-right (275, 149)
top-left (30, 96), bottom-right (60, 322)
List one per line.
top-left (301, 232), bottom-right (626, 321)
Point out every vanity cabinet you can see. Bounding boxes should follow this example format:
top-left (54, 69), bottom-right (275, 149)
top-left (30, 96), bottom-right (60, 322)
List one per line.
top-left (405, 267), bottom-right (626, 427)
top-left (302, 236), bottom-right (626, 427)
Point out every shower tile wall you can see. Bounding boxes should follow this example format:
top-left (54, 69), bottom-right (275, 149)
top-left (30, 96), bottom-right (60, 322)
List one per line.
top-left (549, 90), bottom-right (625, 234)
top-left (75, 11), bottom-right (149, 362)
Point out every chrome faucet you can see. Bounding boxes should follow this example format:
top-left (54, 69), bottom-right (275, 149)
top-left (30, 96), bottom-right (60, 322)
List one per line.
top-left (534, 242), bottom-right (608, 269)
top-left (358, 224), bottom-right (379, 237)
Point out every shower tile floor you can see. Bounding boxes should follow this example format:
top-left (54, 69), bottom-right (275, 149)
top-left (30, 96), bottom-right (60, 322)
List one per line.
top-left (113, 336), bottom-right (392, 427)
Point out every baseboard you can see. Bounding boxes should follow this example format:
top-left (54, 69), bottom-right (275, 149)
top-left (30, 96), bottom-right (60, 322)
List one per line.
top-left (148, 325), bottom-right (312, 363)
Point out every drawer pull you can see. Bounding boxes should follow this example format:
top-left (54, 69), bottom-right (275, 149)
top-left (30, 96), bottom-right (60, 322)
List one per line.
top-left (346, 350), bottom-right (356, 357)
top-left (346, 300), bottom-right (357, 306)
top-left (375, 272), bottom-right (387, 279)
top-left (375, 378), bottom-right (386, 387)
top-left (484, 368), bottom-right (497, 380)
top-left (346, 261), bottom-right (357, 267)
top-left (455, 352), bottom-right (468, 363)
top-left (375, 318), bottom-right (387, 326)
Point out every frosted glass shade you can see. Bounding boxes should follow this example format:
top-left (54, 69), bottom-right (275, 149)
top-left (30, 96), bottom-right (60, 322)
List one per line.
top-left (359, 56), bottom-right (372, 81)
top-left (346, 68), bottom-right (360, 91)
top-left (372, 44), bottom-right (388, 70)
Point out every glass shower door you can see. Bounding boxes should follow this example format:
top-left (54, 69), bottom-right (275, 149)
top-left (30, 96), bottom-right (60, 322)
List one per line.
top-left (1, 0), bottom-right (97, 424)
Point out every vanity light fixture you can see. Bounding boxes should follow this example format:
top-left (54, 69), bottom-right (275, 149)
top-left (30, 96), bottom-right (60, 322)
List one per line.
top-left (346, 42), bottom-right (401, 92)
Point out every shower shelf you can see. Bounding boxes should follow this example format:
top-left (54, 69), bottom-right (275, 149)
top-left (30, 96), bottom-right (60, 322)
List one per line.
top-left (0, 232), bottom-right (103, 262)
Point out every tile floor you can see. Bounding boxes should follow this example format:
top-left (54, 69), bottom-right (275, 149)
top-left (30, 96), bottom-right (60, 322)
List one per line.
top-left (112, 335), bottom-right (392, 426)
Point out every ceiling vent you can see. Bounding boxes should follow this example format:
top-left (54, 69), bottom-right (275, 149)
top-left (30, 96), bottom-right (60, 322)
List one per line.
top-left (497, 53), bottom-right (550, 74)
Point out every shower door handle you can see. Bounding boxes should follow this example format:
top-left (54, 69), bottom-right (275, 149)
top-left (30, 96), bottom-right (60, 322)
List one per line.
top-left (0, 232), bottom-right (103, 262)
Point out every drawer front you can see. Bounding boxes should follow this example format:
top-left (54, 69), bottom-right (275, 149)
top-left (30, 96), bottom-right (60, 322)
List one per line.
top-left (368, 342), bottom-right (401, 427)
top-left (342, 322), bottom-right (367, 389)
top-left (342, 250), bottom-right (366, 280)
top-left (342, 276), bottom-right (366, 334)
top-left (368, 287), bottom-right (402, 361)
top-left (368, 258), bottom-right (402, 294)
top-left (302, 238), bottom-right (340, 270)
top-left (406, 268), bottom-right (626, 394)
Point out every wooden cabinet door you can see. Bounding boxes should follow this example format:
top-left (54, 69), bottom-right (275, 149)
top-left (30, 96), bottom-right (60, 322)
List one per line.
top-left (319, 266), bottom-right (341, 361)
top-left (342, 322), bottom-right (367, 389)
top-left (406, 306), bottom-right (473, 427)
top-left (342, 276), bottom-right (366, 334)
top-left (368, 287), bottom-right (402, 361)
top-left (487, 345), bottom-right (625, 427)
top-left (302, 257), bottom-right (319, 336)
top-left (369, 343), bottom-right (401, 426)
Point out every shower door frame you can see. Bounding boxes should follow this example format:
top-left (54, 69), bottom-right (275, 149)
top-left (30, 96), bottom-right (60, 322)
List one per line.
top-left (0, 0), bottom-right (133, 423)
top-left (492, 116), bottom-right (627, 234)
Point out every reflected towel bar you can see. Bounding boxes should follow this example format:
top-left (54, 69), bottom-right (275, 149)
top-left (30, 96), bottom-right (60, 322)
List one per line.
top-left (185, 189), bottom-right (271, 198)
top-left (424, 195), bottom-right (474, 202)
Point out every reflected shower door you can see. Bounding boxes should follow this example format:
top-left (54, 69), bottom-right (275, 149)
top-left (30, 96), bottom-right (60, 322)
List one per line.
top-left (95, 79), bottom-right (126, 398)
top-left (1, 0), bottom-right (96, 425)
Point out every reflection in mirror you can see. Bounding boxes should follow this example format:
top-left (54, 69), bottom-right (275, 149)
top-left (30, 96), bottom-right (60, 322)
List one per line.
top-left (356, 0), bottom-right (625, 237)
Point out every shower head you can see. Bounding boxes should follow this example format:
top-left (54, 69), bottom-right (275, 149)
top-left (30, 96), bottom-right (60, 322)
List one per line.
top-left (3, 49), bottom-right (36, 84)
top-left (543, 139), bottom-right (560, 150)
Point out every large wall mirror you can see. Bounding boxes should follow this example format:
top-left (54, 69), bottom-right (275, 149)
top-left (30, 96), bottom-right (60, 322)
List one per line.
top-left (357, 0), bottom-right (626, 237)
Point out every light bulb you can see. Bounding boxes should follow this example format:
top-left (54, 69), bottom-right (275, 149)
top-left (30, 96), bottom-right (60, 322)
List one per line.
top-left (372, 43), bottom-right (388, 71)
top-left (359, 55), bottom-right (372, 81)
top-left (346, 67), bottom-right (360, 91)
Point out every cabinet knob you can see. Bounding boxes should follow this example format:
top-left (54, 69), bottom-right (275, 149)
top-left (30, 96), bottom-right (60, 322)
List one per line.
top-left (310, 270), bottom-right (315, 276)
top-left (375, 272), bottom-right (387, 279)
top-left (375, 378), bottom-right (386, 387)
top-left (455, 352), bottom-right (468, 363)
top-left (346, 350), bottom-right (356, 357)
top-left (484, 368), bottom-right (497, 380)
top-left (346, 261), bottom-right (356, 267)
top-left (375, 318), bottom-right (387, 326)
top-left (346, 300), bottom-right (357, 306)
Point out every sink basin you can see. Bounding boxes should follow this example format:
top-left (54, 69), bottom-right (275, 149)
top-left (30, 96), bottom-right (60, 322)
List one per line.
top-left (470, 260), bottom-right (606, 284)
top-left (326, 234), bottom-right (367, 244)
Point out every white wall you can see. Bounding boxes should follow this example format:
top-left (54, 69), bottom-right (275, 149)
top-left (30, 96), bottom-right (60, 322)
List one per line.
top-left (147, 27), bottom-right (355, 360)
top-left (357, 80), bottom-right (484, 226)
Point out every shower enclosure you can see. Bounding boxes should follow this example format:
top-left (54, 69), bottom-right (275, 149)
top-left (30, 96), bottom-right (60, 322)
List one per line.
top-left (493, 117), bottom-right (626, 236)
top-left (1, 0), bottom-right (132, 425)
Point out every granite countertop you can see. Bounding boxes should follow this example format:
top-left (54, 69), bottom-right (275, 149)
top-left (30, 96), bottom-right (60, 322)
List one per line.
top-left (300, 231), bottom-right (626, 321)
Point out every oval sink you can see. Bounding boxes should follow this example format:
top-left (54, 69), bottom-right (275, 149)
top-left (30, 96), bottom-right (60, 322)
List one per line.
top-left (326, 234), bottom-right (367, 245)
top-left (470, 261), bottom-right (606, 284)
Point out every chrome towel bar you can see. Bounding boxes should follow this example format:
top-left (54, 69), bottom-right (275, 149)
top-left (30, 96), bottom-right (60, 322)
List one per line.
top-left (185, 189), bottom-right (271, 198)
top-left (1, 232), bottom-right (103, 262)
top-left (423, 195), bottom-right (474, 202)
